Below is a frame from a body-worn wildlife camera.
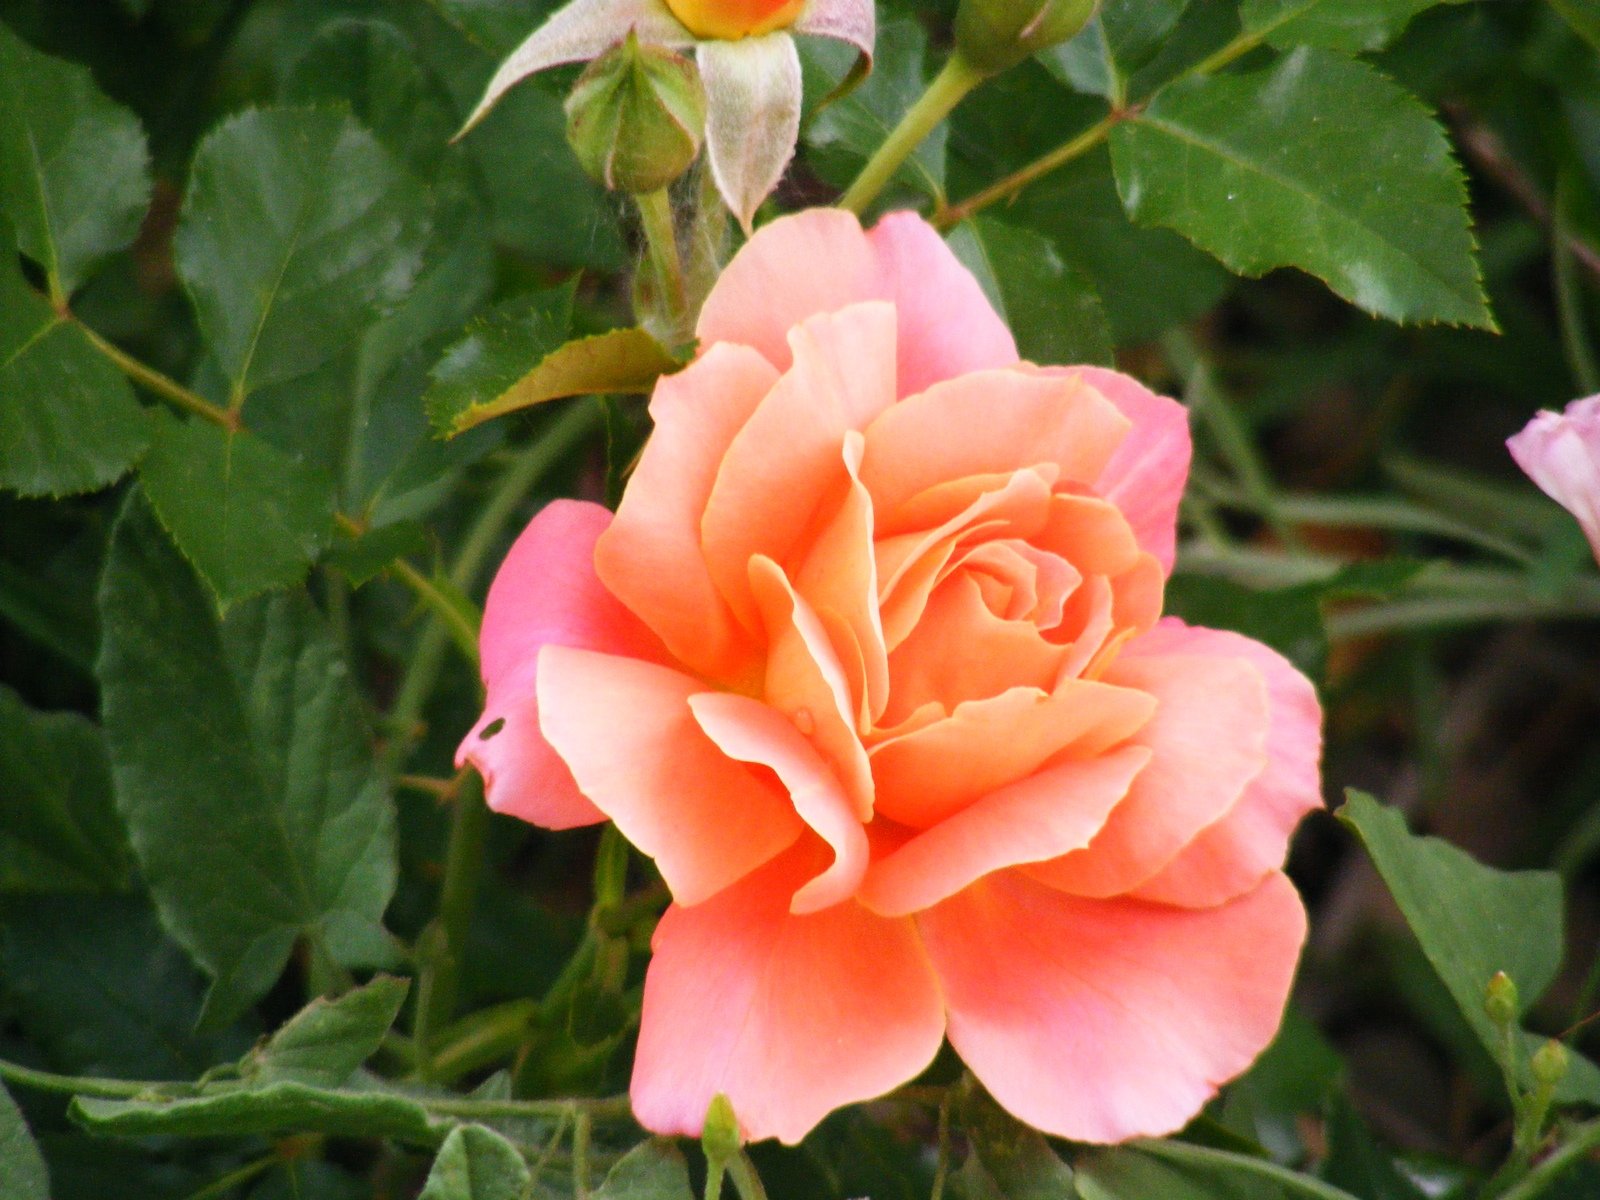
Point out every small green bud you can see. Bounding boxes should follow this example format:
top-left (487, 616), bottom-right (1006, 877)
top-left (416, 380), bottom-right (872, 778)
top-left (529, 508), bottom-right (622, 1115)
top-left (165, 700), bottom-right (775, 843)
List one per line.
top-left (701, 1093), bottom-right (742, 1166)
top-left (1485, 971), bottom-right (1520, 1027)
top-left (1533, 1039), bottom-right (1570, 1088)
top-left (565, 33), bottom-right (706, 195)
top-left (954, 0), bottom-right (1100, 74)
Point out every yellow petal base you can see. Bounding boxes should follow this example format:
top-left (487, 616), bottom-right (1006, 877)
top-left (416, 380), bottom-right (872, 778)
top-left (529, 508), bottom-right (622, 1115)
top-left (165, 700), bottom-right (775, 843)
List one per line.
top-left (664, 0), bottom-right (805, 40)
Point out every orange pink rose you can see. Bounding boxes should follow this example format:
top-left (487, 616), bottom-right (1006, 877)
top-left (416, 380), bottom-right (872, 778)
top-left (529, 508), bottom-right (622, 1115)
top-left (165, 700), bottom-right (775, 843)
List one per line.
top-left (459, 209), bottom-right (1324, 1145)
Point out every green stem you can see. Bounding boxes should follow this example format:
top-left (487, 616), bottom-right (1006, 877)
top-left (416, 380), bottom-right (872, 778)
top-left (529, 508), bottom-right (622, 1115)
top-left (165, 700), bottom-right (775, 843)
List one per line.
top-left (179, 1154), bottom-right (282, 1200)
top-left (573, 1110), bottom-right (593, 1199)
top-left (842, 54), bottom-right (990, 215)
top-left (635, 188), bottom-right (689, 341)
top-left (930, 1092), bottom-right (952, 1200)
top-left (1496, 1119), bottom-right (1600, 1200)
top-left (725, 1150), bottom-right (770, 1200)
top-left (76, 320), bottom-right (236, 429)
top-left (936, 111), bottom-right (1118, 229)
top-left (415, 772), bottom-right (490, 1077)
top-left (424, 998), bottom-right (538, 1084)
top-left (1555, 170), bottom-right (1600, 395)
top-left (391, 557), bottom-right (481, 667)
top-left (0, 1058), bottom-right (167, 1100)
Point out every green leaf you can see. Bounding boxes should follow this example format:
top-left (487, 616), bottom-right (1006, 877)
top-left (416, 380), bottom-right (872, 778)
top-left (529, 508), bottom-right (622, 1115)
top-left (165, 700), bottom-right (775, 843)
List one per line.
top-left (0, 21), bottom-right (151, 294)
top-left (948, 217), bottom-right (1115, 367)
top-left (0, 684), bottom-right (130, 892)
top-left (326, 520), bottom-right (430, 587)
top-left (97, 493), bottom-right (397, 1028)
top-left (426, 287), bottom-right (682, 437)
top-left (1045, 0), bottom-right (1192, 100)
top-left (174, 106), bottom-right (432, 403)
top-left (1110, 48), bottom-right (1493, 328)
top-left (419, 1124), bottom-right (532, 1200)
top-left (244, 976), bottom-right (410, 1088)
top-left (1078, 1140), bottom-right (1364, 1200)
top-left (137, 411), bottom-right (335, 606)
top-left (956, 1080), bottom-right (1076, 1200)
top-left (1550, 0), bottom-right (1600, 52)
top-left (71, 1080), bottom-right (442, 1145)
top-left (0, 217), bottom-right (149, 497)
top-left (0, 1079), bottom-right (48, 1200)
top-left (592, 1142), bottom-right (696, 1200)
top-left (805, 17), bottom-right (946, 203)
top-left (1241, 0), bottom-right (1447, 54)
top-left (1336, 791), bottom-right (1565, 1078)
top-left (1321, 1095), bottom-right (1428, 1200)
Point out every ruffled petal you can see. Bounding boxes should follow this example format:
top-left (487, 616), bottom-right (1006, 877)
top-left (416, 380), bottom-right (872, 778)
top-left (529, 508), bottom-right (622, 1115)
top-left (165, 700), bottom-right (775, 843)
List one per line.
top-left (1129, 621), bottom-right (1323, 907)
top-left (632, 848), bottom-right (945, 1144)
top-left (537, 647), bottom-right (804, 904)
top-left (795, 0), bottom-right (875, 61)
top-left (699, 32), bottom-right (804, 232)
top-left (462, 0), bottom-right (693, 135)
top-left (458, 500), bottom-right (666, 829)
top-left (919, 870), bottom-right (1305, 1142)
top-left (595, 342), bottom-right (777, 684)
top-left (690, 693), bottom-right (868, 913)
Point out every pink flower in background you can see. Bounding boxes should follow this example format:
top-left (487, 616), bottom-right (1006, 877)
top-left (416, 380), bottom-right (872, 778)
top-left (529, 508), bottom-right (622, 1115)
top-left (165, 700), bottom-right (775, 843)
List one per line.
top-left (1508, 395), bottom-right (1600, 563)
top-left (459, 210), bottom-right (1324, 1145)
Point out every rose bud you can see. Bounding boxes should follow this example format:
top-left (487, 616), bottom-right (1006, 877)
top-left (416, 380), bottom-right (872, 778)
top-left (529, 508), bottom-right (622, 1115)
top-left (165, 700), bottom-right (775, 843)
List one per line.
top-left (565, 33), bottom-right (707, 195)
top-left (954, 0), bottom-right (1100, 74)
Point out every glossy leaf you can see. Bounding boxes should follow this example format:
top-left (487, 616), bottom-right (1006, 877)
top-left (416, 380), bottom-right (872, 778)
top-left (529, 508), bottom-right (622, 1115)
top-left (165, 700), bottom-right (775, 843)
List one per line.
top-left (1045, 0), bottom-right (1192, 100)
top-left (0, 21), bottom-right (151, 294)
top-left (1111, 48), bottom-right (1493, 328)
top-left (0, 218), bottom-right (149, 497)
top-left (1241, 0), bottom-right (1447, 54)
top-left (174, 106), bottom-right (432, 403)
top-left (0, 684), bottom-right (130, 892)
top-left (244, 976), bottom-right (410, 1088)
top-left (1337, 791), bottom-right (1564, 1079)
top-left (137, 412), bottom-right (335, 606)
top-left (948, 217), bottom-right (1115, 367)
top-left (97, 494), bottom-right (397, 1028)
top-left (1078, 1140), bottom-right (1363, 1200)
top-left (426, 287), bottom-right (682, 437)
top-left (419, 1125), bottom-right (532, 1200)
top-left (0, 1079), bottom-right (48, 1200)
top-left (592, 1142), bottom-right (696, 1200)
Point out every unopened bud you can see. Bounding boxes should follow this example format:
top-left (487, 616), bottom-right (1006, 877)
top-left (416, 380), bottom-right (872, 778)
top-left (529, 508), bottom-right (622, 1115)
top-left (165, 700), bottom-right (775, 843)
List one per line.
top-left (701, 1093), bottom-right (742, 1165)
top-left (565, 32), bottom-right (706, 195)
top-left (954, 0), bottom-right (1099, 74)
top-left (1533, 1039), bottom-right (1570, 1088)
top-left (1485, 971), bottom-right (1520, 1027)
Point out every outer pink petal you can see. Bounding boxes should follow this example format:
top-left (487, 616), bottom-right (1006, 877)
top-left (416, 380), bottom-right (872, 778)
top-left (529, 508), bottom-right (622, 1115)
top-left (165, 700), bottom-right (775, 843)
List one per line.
top-left (1508, 394), bottom-right (1600, 563)
top-left (1029, 653), bottom-right (1269, 898)
top-left (632, 848), bottom-right (945, 1144)
top-left (458, 500), bottom-right (666, 830)
top-left (595, 342), bottom-right (778, 683)
top-left (920, 870), bottom-right (1306, 1143)
top-left (1128, 620), bottom-right (1324, 907)
top-left (1048, 366), bottom-right (1191, 574)
top-left (696, 209), bottom-right (884, 372)
top-left (689, 692), bottom-right (869, 914)
top-left (858, 746), bottom-right (1151, 918)
top-left (536, 646), bottom-right (804, 904)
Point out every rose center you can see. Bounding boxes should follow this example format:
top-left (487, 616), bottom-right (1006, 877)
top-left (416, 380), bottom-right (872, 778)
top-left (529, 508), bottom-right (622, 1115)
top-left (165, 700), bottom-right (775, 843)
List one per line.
top-left (663, 0), bottom-right (807, 39)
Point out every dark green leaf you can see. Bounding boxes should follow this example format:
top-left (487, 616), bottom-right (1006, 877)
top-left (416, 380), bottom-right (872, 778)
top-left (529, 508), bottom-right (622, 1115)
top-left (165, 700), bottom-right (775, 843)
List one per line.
top-left (174, 106), bottom-right (432, 402)
top-left (948, 217), bottom-right (1115, 366)
top-left (419, 1124), bottom-right (532, 1200)
top-left (957, 1080), bottom-right (1076, 1200)
top-left (1242, 0), bottom-right (1446, 54)
top-left (1550, 0), bottom-right (1600, 53)
top-left (97, 493), bottom-right (397, 1027)
top-left (0, 684), bottom-right (130, 891)
top-left (1110, 48), bottom-right (1493, 327)
top-left (1321, 1095), bottom-right (1428, 1200)
top-left (244, 976), bottom-right (409, 1088)
top-left (137, 411), bottom-right (335, 605)
top-left (1045, 0), bottom-right (1192, 100)
top-left (0, 21), bottom-right (151, 294)
top-left (0, 1079), bottom-right (48, 1200)
top-left (0, 218), bottom-right (149, 497)
top-left (70, 1080), bottom-right (442, 1145)
top-left (326, 520), bottom-right (430, 587)
top-left (1078, 1140), bottom-right (1363, 1199)
top-left (593, 1142), bottom-right (696, 1200)
top-left (426, 287), bottom-right (682, 437)
top-left (1337, 791), bottom-right (1565, 1083)
top-left (806, 18), bottom-right (945, 203)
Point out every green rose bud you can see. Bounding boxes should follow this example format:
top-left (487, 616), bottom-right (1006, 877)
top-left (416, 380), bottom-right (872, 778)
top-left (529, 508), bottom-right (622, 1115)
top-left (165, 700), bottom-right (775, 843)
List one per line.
top-left (565, 32), bottom-right (707, 195)
top-left (1485, 971), bottom-right (1519, 1028)
top-left (1532, 1039), bottom-right (1570, 1089)
top-left (702, 1093), bottom-right (743, 1165)
top-left (954, 0), bottom-right (1099, 74)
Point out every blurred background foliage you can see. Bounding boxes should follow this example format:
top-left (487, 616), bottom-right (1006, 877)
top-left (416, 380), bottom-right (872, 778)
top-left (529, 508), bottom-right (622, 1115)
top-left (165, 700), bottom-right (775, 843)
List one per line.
top-left (4, 0), bottom-right (1600, 1196)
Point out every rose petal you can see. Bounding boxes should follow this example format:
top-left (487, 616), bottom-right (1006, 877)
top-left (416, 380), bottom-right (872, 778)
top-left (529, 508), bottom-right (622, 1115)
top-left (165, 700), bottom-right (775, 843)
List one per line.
top-left (632, 848), bottom-right (944, 1144)
top-left (458, 500), bottom-right (666, 829)
top-left (699, 32), bottom-right (804, 232)
top-left (689, 692), bottom-right (868, 913)
top-left (537, 646), bottom-right (804, 904)
top-left (919, 870), bottom-right (1305, 1142)
top-left (858, 745), bottom-right (1151, 917)
top-left (595, 342), bottom-right (777, 684)
top-left (1028, 652), bottom-right (1269, 897)
top-left (1128, 620), bottom-right (1324, 907)
top-left (794, 0), bottom-right (876, 63)
top-left (1508, 394), bottom-right (1600, 563)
